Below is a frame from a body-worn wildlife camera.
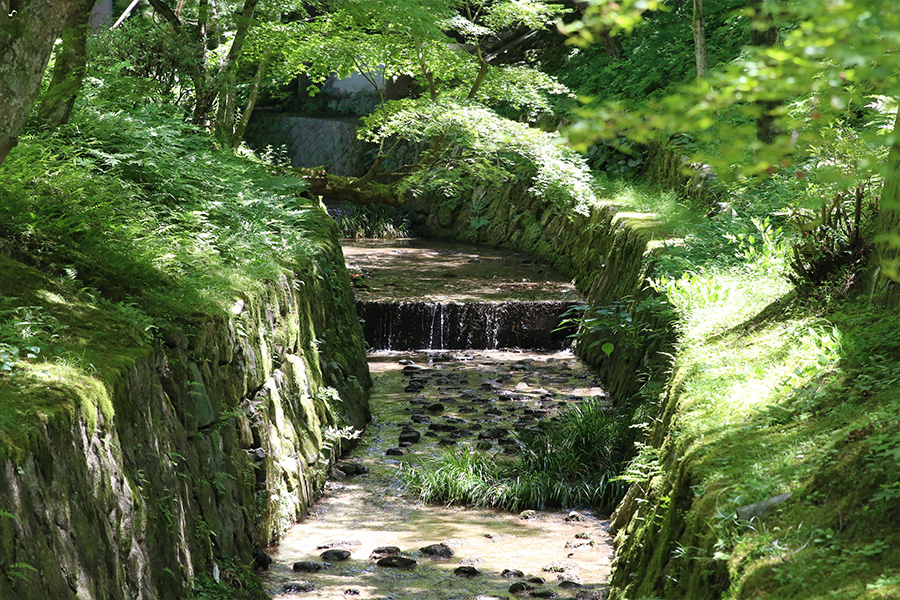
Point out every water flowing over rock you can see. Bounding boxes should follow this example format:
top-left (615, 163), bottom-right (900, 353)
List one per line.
top-left (357, 300), bottom-right (575, 350)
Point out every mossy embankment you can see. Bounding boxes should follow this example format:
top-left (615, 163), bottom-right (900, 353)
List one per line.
top-left (404, 153), bottom-right (900, 598)
top-left (609, 291), bottom-right (900, 600)
top-left (0, 107), bottom-right (371, 599)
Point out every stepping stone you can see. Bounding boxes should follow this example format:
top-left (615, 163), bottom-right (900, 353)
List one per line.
top-left (292, 561), bottom-right (321, 572)
top-left (377, 556), bottom-right (417, 569)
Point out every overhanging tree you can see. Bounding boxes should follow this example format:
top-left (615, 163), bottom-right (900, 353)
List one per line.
top-left (249, 0), bottom-right (584, 207)
top-left (0, 0), bottom-right (93, 166)
top-left (566, 0), bottom-right (900, 291)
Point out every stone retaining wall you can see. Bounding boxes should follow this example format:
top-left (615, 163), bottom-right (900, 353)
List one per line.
top-left (0, 217), bottom-right (371, 599)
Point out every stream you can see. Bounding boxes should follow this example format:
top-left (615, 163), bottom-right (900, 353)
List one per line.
top-left (262, 241), bottom-right (614, 600)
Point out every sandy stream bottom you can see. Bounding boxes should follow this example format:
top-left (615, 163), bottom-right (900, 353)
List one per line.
top-left (263, 350), bottom-right (614, 600)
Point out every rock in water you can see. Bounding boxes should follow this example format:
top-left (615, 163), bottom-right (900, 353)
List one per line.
top-left (502, 569), bottom-right (525, 578)
top-left (370, 546), bottom-right (402, 560)
top-left (420, 543), bottom-right (453, 558)
top-left (320, 549), bottom-right (351, 561)
top-left (252, 548), bottom-right (272, 570)
top-left (454, 565), bottom-right (480, 577)
top-left (377, 556), bottom-right (417, 569)
top-left (509, 582), bottom-right (534, 595)
top-left (281, 581), bottom-right (315, 593)
top-left (398, 429), bottom-right (420, 444)
top-left (292, 561), bottom-right (321, 572)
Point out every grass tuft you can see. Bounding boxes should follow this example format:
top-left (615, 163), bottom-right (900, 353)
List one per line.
top-left (403, 400), bottom-right (629, 511)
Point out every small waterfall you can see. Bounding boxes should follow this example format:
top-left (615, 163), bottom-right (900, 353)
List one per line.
top-left (357, 301), bottom-right (576, 351)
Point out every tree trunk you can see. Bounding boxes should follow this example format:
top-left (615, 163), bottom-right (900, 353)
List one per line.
top-left (213, 0), bottom-right (260, 143)
top-left (0, 0), bottom-right (87, 166)
top-left (750, 0), bottom-right (778, 143)
top-left (599, 30), bottom-right (622, 60)
top-left (873, 107), bottom-right (900, 292)
top-left (35, 0), bottom-right (94, 128)
top-left (297, 168), bottom-right (402, 207)
top-left (692, 0), bottom-right (708, 79)
top-left (230, 58), bottom-right (267, 148)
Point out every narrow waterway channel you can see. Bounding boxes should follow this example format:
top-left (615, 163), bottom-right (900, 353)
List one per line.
top-left (263, 241), bottom-right (614, 600)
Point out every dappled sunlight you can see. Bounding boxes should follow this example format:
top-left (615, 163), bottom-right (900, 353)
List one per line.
top-left (264, 349), bottom-right (614, 599)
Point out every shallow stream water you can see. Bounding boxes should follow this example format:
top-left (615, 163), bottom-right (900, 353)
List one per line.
top-left (263, 350), bottom-right (614, 600)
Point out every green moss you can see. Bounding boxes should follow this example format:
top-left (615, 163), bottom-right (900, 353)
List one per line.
top-left (610, 294), bottom-right (900, 600)
top-left (0, 256), bottom-right (151, 460)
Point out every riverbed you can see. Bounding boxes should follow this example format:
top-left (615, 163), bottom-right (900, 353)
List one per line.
top-left (263, 349), bottom-right (614, 600)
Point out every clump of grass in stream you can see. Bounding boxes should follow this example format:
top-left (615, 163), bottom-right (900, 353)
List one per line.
top-left (403, 400), bottom-right (628, 511)
top-left (327, 201), bottom-right (410, 239)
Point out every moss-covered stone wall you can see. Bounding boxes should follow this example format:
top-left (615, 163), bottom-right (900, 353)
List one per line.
top-left (0, 216), bottom-right (370, 599)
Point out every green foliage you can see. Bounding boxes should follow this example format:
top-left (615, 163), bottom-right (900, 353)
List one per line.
top-left (326, 202), bottom-right (410, 239)
top-left (403, 400), bottom-right (629, 511)
top-left (187, 557), bottom-right (266, 600)
top-left (363, 99), bottom-right (597, 212)
top-left (560, 0), bottom-right (747, 100)
top-left (258, 0), bottom-right (569, 113)
top-left (4, 97), bottom-right (322, 326)
top-left (566, 0), bottom-right (900, 181)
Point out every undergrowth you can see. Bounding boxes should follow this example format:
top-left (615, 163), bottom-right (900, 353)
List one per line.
top-left (604, 157), bottom-right (900, 600)
top-left (326, 201), bottom-right (410, 239)
top-left (0, 91), bottom-right (335, 458)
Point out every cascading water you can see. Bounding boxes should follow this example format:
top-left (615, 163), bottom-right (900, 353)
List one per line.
top-left (357, 300), bottom-right (576, 351)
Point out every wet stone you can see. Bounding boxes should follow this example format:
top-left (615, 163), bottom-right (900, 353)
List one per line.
top-left (320, 549), bottom-right (351, 561)
top-left (565, 511), bottom-right (585, 522)
top-left (292, 561), bottom-right (321, 572)
top-left (426, 403), bottom-right (445, 412)
top-left (509, 582), bottom-right (534, 595)
top-left (420, 543), bottom-right (453, 559)
top-left (559, 580), bottom-right (585, 589)
top-left (385, 448), bottom-right (404, 456)
top-left (454, 566), bottom-right (481, 577)
top-left (428, 423), bottom-right (456, 432)
top-left (528, 576), bottom-right (546, 584)
top-left (398, 429), bottom-right (420, 444)
top-left (533, 591), bottom-right (557, 599)
top-left (370, 546), bottom-right (402, 560)
top-left (377, 556), bottom-right (417, 569)
top-left (281, 581), bottom-right (315, 594)
top-left (411, 415), bottom-right (431, 423)
top-left (502, 569), bottom-right (525, 578)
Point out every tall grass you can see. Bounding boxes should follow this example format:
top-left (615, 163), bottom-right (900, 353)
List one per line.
top-left (403, 400), bottom-right (628, 511)
top-left (327, 201), bottom-right (410, 239)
